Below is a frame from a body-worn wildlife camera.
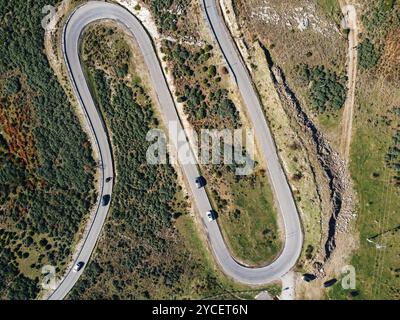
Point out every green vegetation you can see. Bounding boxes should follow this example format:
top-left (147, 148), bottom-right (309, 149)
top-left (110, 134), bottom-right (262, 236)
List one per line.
top-left (359, 0), bottom-right (399, 76)
top-left (326, 277), bottom-right (362, 300)
top-left (4, 77), bottom-right (21, 95)
top-left (218, 171), bottom-right (280, 266)
top-left (360, 0), bottom-right (400, 79)
top-left (71, 66), bottom-right (190, 298)
top-left (162, 40), bottom-right (240, 129)
top-left (385, 125), bottom-right (400, 187)
top-left (296, 64), bottom-right (347, 112)
top-left (315, 0), bottom-right (342, 22)
top-left (0, 240), bottom-right (39, 299)
top-left (0, 0), bottom-right (96, 299)
top-left (328, 78), bottom-right (400, 300)
top-left (325, 1), bottom-right (400, 300)
top-left (361, 0), bottom-right (397, 34)
top-left (149, 0), bottom-right (189, 33)
top-left (358, 39), bottom-right (381, 70)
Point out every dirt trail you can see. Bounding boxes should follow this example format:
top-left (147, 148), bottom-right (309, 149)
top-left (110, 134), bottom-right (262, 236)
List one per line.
top-left (339, 2), bottom-right (359, 163)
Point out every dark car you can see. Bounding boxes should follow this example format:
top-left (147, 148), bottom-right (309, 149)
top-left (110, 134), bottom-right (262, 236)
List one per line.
top-left (195, 176), bottom-right (206, 189)
top-left (105, 177), bottom-right (112, 183)
top-left (323, 278), bottom-right (337, 288)
top-left (102, 194), bottom-right (111, 206)
top-left (303, 273), bottom-right (317, 282)
top-left (206, 210), bottom-right (218, 222)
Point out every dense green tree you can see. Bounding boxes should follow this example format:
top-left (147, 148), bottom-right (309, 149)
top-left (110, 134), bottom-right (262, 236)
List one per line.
top-left (358, 38), bottom-right (381, 70)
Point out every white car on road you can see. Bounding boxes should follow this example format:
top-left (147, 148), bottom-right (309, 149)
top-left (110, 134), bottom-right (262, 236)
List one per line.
top-left (73, 262), bottom-right (84, 273)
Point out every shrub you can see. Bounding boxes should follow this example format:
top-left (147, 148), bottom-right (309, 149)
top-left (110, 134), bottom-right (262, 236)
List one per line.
top-left (4, 77), bottom-right (21, 94)
top-left (296, 64), bottom-right (347, 112)
top-left (358, 38), bottom-right (381, 70)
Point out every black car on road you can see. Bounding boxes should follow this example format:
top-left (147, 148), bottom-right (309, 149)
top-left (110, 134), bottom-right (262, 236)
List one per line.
top-left (195, 176), bottom-right (206, 189)
top-left (102, 194), bottom-right (111, 206)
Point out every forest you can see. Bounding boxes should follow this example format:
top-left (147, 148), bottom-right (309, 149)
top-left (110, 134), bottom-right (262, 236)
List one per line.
top-left (0, 0), bottom-right (96, 299)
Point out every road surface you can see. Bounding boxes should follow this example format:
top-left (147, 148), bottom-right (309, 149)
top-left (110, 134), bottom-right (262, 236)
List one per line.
top-left (49, 0), bottom-right (302, 299)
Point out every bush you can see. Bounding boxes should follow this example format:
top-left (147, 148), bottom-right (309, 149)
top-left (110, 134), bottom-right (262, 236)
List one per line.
top-left (23, 236), bottom-right (33, 247)
top-left (358, 39), bottom-right (381, 70)
top-left (116, 64), bottom-right (128, 78)
top-left (296, 64), bottom-right (347, 112)
top-left (208, 65), bottom-right (217, 78)
top-left (4, 77), bottom-right (21, 94)
top-left (362, 0), bottom-right (394, 33)
top-left (151, 0), bottom-right (180, 32)
top-left (39, 238), bottom-right (48, 247)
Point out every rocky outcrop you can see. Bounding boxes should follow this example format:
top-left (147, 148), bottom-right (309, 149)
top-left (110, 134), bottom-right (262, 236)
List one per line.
top-left (260, 44), bottom-right (355, 266)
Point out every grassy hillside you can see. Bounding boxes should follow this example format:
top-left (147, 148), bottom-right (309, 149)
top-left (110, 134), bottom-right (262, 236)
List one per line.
top-left (328, 0), bottom-right (400, 300)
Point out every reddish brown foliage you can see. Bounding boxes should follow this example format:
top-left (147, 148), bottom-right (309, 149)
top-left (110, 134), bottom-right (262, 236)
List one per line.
top-left (379, 29), bottom-right (400, 81)
top-left (0, 93), bottom-right (38, 168)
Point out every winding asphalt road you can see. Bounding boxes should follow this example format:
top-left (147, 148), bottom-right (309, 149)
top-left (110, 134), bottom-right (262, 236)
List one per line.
top-left (48, 0), bottom-right (302, 299)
